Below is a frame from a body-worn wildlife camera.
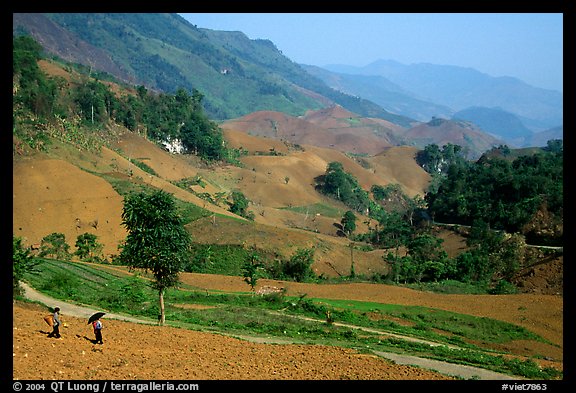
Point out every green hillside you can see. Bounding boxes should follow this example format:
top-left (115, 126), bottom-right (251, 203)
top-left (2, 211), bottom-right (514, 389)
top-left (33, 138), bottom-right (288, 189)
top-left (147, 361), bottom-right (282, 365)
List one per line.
top-left (15, 13), bottom-right (412, 126)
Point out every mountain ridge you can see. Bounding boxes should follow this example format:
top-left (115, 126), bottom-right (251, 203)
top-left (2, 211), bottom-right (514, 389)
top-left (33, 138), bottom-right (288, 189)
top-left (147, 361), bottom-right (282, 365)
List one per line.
top-left (323, 59), bottom-right (563, 132)
top-left (13, 13), bottom-right (560, 159)
top-left (13, 13), bottom-right (415, 128)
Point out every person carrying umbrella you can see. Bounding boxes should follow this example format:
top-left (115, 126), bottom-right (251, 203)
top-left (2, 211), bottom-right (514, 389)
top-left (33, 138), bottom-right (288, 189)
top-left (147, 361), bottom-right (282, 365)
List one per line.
top-left (88, 312), bottom-right (105, 344)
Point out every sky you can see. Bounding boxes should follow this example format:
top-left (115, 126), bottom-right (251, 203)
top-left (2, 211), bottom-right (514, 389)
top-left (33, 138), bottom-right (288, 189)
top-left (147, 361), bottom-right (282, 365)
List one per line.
top-left (180, 13), bottom-right (563, 93)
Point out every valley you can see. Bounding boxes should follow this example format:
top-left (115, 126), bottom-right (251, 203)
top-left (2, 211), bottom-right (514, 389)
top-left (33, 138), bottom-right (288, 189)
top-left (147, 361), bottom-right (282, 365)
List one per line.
top-left (12, 31), bottom-right (563, 382)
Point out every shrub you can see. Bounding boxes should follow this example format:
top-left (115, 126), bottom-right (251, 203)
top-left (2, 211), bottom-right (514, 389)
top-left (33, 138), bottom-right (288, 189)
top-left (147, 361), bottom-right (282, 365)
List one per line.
top-left (39, 232), bottom-right (71, 260)
top-left (13, 236), bottom-right (41, 296)
top-left (282, 248), bottom-right (315, 282)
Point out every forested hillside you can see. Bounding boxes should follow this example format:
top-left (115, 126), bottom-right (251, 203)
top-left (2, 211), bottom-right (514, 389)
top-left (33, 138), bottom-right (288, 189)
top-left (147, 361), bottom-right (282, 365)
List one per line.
top-left (13, 13), bottom-right (414, 126)
top-left (13, 34), bottom-right (562, 295)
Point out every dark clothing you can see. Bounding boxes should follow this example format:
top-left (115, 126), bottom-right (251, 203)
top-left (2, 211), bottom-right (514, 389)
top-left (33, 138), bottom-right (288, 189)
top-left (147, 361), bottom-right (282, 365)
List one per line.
top-left (48, 311), bottom-right (61, 338)
top-left (95, 330), bottom-right (103, 344)
top-left (93, 320), bottom-right (103, 344)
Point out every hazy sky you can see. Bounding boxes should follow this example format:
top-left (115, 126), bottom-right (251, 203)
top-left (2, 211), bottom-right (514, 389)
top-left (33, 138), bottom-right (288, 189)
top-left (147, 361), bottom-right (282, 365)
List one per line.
top-left (180, 13), bottom-right (563, 93)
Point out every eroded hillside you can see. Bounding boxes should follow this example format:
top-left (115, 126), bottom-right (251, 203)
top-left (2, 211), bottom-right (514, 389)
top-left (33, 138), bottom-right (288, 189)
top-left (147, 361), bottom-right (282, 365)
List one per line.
top-left (13, 56), bottom-right (561, 293)
top-left (13, 118), bottom-right (431, 279)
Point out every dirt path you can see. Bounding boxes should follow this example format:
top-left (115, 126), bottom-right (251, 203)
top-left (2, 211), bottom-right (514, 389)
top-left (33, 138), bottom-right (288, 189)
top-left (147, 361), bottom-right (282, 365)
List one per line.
top-left (20, 282), bottom-right (157, 325)
top-left (18, 282), bottom-right (523, 380)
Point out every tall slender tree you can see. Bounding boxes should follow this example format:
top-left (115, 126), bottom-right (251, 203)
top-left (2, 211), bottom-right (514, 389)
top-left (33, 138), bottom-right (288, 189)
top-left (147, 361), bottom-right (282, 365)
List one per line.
top-left (119, 190), bottom-right (192, 325)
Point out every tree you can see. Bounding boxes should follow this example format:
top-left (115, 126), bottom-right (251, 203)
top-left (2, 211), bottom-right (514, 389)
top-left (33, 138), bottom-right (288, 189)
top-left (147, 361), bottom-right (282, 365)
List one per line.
top-left (74, 233), bottom-right (103, 262)
top-left (318, 162), bottom-right (371, 214)
top-left (228, 190), bottom-right (254, 220)
top-left (39, 232), bottom-right (71, 260)
top-left (416, 144), bottom-right (442, 174)
top-left (13, 236), bottom-right (41, 296)
top-left (242, 250), bottom-right (261, 294)
top-left (544, 139), bottom-right (562, 153)
top-left (119, 190), bottom-right (192, 325)
top-left (13, 35), bottom-right (57, 117)
top-left (406, 233), bottom-right (448, 282)
top-left (341, 210), bottom-right (357, 237)
top-left (283, 248), bottom-right (315, 282)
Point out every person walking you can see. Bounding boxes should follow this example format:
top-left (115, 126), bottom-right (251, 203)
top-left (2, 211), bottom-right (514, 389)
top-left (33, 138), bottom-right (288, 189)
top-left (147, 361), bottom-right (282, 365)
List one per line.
top-left (92, 318), bottom-right (103, 344)
top-left (47, 307), bottom-right (61, 339)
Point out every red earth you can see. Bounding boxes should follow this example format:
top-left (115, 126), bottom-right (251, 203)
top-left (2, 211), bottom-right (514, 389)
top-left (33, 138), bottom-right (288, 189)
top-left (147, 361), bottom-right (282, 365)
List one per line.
top-left (13, 59), bottom-right (564, 381)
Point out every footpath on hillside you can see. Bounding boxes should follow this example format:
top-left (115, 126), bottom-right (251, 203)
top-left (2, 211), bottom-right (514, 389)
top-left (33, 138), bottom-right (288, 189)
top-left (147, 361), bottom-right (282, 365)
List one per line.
top-left (19, 282), bottom-right (523, 381)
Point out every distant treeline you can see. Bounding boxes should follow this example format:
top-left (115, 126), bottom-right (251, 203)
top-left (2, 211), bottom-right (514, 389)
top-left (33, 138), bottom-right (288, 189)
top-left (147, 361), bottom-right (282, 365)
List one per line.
top-left (314, 140), bottom-right (562, 288)
top-left (13, 35), bottom-right (226, 161)
top-left (419, 142), bottom-right (563, 242)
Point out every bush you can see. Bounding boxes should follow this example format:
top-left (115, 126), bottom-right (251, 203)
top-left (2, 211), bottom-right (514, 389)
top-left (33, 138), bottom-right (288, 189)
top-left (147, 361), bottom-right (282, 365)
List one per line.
top-left (13, 236), bottom-right (41, 296)
top-left (489, 279), bottom-right (518, 295)
top-left (39, 232), bottom-right (71, 260)
top-left (282, 248), bottom-right (315, 282)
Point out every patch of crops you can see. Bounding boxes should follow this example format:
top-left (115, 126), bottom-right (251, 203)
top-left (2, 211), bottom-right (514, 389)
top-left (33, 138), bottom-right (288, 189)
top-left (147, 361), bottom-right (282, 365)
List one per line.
top-left (313, 298), bottom-right (547, 345)
top-left (22, 259), bottom-right (561, 379)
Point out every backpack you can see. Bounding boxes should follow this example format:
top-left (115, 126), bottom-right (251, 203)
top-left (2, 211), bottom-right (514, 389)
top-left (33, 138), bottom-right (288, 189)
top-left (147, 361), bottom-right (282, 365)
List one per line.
top-left (93, 320), bottom-right (102, 330)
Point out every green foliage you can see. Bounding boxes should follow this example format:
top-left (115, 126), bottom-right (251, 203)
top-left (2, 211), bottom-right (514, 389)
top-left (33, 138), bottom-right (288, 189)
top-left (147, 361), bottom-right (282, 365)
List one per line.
top-left (13, 35), bottom-right (58, 118)
top-left (371, 184), bottom-right (398, 201)
top-left (13, 236), bottom-right (41, 296)
top-left (41, 271), bottom-right (83, 300)
top-left (183, 244), bottom-right (269, 276)
top-left (119, 190), bottom-right (192, 292)
top-left (185, 245), bottom-right (214, 273)
top-left (228, 190), bottom-right (254, 220)
top-left (72, 78), bottom-right (115, 124)
top-left (22, 258), bottom-right (160, 319)
top-left (128, 158), bottom-right (157, 176)
top-left (384, 232), bottom-right (452, 284)
top-left (362, 211), bottom-right (412, 250)
top-left (281, 203), bottom-right (344, 219)
top-left (316, 162), bottom-right (372, 214)
top-left (118, 274), bottom-right (149, 306)
top-left (544, 139), bottom-right (563, 153)
top-left (74, 233), bottom-right (104, 262)
top-left (341, 210), bottom-right (357, 236)
top-left (490, 280), bottom-right (518, 295)
top-left (44, 13), bottom-right (316, 121)
top-left (39, 232), bottom-right (71, 260)
top-left (452, 249), bottom-right (492, 284)
top-left (119, 189), bottom-right (193, 325)
top-left (281, 248), bottom-right (316, 282)
top-left (13, 35), bottom-right (230, 163)
top-left (416, 143), bottom-right (466, 175)
top-left (24, 259), bottom-right (560, 379)
top-left (426, 146), bottom-right (563, 238)
top-left (242, 250), bottom-right (262, 292)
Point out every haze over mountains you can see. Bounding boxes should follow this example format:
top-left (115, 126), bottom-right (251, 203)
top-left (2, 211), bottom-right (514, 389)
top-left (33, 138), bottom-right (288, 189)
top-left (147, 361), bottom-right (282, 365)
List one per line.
top-left (13, 13), bottom-right (564, 299)
top-left (322, 60), bottom-right (563, 130)
top-left (13, 13), bottom-right (562, 155)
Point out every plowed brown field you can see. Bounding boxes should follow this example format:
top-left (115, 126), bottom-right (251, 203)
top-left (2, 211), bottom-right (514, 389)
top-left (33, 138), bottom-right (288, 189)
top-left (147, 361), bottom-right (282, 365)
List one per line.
top-left (13, 268), bottom-right (563, 380)
top-left (13, 111), bottom-right (563, 381)
top-left (13, 301), bottom-right (455, 380)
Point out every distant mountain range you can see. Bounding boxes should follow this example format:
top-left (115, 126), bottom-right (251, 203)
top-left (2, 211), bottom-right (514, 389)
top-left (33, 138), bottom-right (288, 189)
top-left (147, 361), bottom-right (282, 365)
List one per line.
top-left (323, 59), bottom-right (563, 132)
top-left (301, 64), bottom-right (454, 122)
top-left (13, 13), bottom-right (413, 127)
top-left (13, 13), bottom-right (562, 154)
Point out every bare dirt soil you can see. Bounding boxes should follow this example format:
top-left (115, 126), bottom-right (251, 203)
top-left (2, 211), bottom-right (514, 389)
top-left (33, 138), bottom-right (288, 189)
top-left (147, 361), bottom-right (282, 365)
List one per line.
top-left (13, 267), bottom-right (563, 380)
top-left (13, 300), bottom-right (456, 380)
top-left (12, 83), bottom-right (563, 381)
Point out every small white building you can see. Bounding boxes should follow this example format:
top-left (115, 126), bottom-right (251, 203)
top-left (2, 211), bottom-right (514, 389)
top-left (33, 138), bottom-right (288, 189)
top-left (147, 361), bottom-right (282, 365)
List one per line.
top-left (162, 137), bottom-right (185, 154)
